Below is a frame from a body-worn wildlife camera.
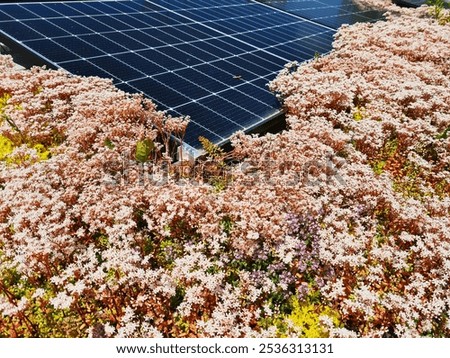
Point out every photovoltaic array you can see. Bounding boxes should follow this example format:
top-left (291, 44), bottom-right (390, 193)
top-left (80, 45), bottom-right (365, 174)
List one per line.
top-left (0, 0), bottom-right (383, 155)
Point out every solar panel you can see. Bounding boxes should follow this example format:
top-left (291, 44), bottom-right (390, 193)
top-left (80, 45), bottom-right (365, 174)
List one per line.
top-left (0, 0), bottom-right (381, 157)
top-left (255, 0), bottom-right (384, 29)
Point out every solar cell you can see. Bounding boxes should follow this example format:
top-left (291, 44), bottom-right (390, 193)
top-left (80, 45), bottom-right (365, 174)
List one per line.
top-left (0, 0), bottom-right (383, 157)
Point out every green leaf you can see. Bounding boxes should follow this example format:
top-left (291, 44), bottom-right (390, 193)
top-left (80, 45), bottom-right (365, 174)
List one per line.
top-left (135, 138), bottom-right (155, 162)
top-left (104, 138), bottom-right (115, 149)
top-left (436, 126), bottom-right (449, 140)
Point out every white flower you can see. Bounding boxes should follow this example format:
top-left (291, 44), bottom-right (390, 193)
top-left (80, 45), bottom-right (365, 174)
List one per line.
top-left (50, 292), bottom-right (73, 310)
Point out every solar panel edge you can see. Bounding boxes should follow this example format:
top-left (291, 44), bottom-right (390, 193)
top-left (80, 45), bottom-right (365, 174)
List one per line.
top-left (0, 28), bottom-right (60, 70)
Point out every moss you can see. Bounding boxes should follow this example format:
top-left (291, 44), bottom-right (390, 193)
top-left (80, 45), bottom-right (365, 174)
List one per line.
top-left (0, 92), bottom-right (11, 116)
top-left (0, 135), bottom-right (14, 160)
top-left (370, 137), bottom-right (398, 175)
top-left (287, 297), bottom-right (341, 338)
top-left (259, 293), bottom-right (342, 338)
top-left (352, 106), bottom-right (365, 122)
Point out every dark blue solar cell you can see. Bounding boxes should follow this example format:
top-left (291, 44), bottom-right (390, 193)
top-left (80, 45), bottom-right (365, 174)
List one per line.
top-left (243, 50), bottom-right (289, 69)
top-left (146, 11), bottom-right (184, 26)
top-left (178, 8), bottom-right (219, 22)
top-left (271, 43), bottom-right (313, 62)
top-left (104, 32), bottom-right (148, 51)
top-left (89, 55), bottom-right (144, 81)
top-left (66, 2), bottom-right (105, 15)
top-left (182, 120), bottom-right (223, 147)
top-left (137, 48), bottom-right (184, 71)
top-left (218, 37), bottom-right (255, 53)
top-left (128, 77), bottom-right (190, 109)
top-left (211, 59), bottom-right (259, 82)
top-left (26, 39), bottom-right (75, 63)
top-left (311, 14), bottom-right (352, 29)
top-left (187, 23), bottom-right (224, 39)
top-left (74, 17), bottom-right (114, 33)
top-left (207, 19), bottom-right (242, 35)
top-left (101, 1), bottom-right (145, 14)
top-left (294, 33), bottom-right (334, 55)
top-left (23, 4), bottom-right (62, 18)
top-left (256, 27), bottom-right (297, 43)
top-left (154, 72), bottom-right (210, 100)
top-left (138, 48), bottom-right (185, 70)
top-left (142, 28), bottom-right (180, 45)
top-left (153, 0), bottom-right (185, 10)
top-left (234, 31), bottom-right (277, 48)
top-left (26, 19), bottom-right (70, 38)
top-left (191, 40), bottom-right (231, 58)
top-left (178, 101), bottom-right (241, 138)
top-left (115, 14), bottom-right (152, 28)
top-left (0, 4), bottom-right (39, 19)
top-left (242, 14), bottom-right (277, 31)
top-left (176, 43), bottom-right (218, 62)
top-left (45, 3), bottom-right (84, 17)
top-left (84, 1), bottom-right (123, 15)
top-left (199, 95), bottom-right (256, 128)
top-left (94, 15), bottom-right (134, 31)
top-left (193, 63), bottom-right (243, 87)
top-left (0, 21), bottom-right (44, 41)
top-left (175, 68), bottom-right (228, 93)
top-left (127, 12), bottom-right (164, 27)
top-left (61, 59), bottom-right (119, 81)
top-left (0, 10), bottom-right (13, 21)
top-left (300, 7), bottom-right (342, 20)
top-left (268, 11), bottom-right (298, 26)
top-left (116, 52), bottom-right (166, 76)
top-left (115, 82), bottom-right (140, 95)
top-left (239, 82), bottom-right (280, 109)
top-left (160, 11), bottom-right (192, 24)
top-left (161, 26), bottom-right (198, 42)
top-left (122, 30), bottom-right (166, 48)
top-left (157, 46), bottom-right (203, 66)
top-left (56, 36), bottom-right (104, 58)
top-left (226, 56), bottom-right (272, 77)
top-left (51, 18), bottom-right (92, 35)
top-left (204, 7), bottom-right (236, 20)
top-left (120, 0), bottom-right (165, 13)
top-left (78, 34), bottom-right (128, 54)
